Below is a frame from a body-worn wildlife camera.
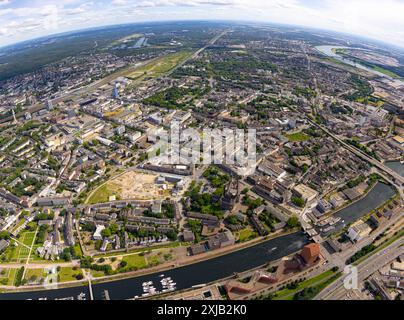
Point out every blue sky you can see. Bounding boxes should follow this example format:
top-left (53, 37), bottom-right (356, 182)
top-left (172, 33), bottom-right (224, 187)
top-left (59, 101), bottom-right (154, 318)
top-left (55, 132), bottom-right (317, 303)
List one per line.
top-left (1, 0), bottom-right (404, 48)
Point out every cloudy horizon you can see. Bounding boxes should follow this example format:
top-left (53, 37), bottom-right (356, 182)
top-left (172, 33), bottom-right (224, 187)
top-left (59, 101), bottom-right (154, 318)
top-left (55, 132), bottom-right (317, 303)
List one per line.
top-left (1, 0), bottom-right (404, 49)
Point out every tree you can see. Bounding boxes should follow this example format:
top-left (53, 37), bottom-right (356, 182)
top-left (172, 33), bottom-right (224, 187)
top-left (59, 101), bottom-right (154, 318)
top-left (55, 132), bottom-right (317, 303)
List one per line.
top-left (80, 256), bottom-right (94, 268)
top-left (166, 230), bottom-right (178, 241)
top-left (287, 216), bottom-right (301, 229)
top-left (291, 197), bottom-right (305, 208)
top-left (0, 231), bottom-right (10, 240)
top-left (60, 248), bottom-right (72, 262)
top-left (226, 216), bottom-right (238, 225)
top-left (14, 267), bottom-right (25, 287)
top-left (162, 203), bottom-right (175, 219)
top-left (109, 224), bottom-right (119, 235)
top-left (101, 228), bottom-right (112, 238)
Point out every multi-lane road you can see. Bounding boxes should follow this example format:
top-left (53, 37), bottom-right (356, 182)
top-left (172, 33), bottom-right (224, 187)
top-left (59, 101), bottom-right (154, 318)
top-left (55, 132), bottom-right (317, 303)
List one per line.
top-left (316, 237), bottom-right (403, 300)
top-left (165, 29), bottom-right (229, 78)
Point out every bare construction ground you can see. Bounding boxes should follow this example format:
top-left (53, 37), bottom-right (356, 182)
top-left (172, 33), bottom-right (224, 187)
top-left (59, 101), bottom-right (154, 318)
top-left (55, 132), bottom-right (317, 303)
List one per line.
top-left (87, 171), bottom-right (173, 204)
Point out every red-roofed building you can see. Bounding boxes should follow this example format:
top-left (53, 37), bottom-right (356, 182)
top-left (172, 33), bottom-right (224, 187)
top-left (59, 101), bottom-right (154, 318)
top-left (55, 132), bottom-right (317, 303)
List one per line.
top-left (284, 243), bottom-right (321, 272)
top-left (300, 243), bottom-right (321, 265)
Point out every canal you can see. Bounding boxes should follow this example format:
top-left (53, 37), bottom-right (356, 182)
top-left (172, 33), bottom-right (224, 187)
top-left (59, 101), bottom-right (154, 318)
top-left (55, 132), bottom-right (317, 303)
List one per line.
top-left (385, 161), bottom-right (404, 178)
top-left (320, 182), bottom-right (396, 236)
top-left (0, 231), bottom-right (309, 300)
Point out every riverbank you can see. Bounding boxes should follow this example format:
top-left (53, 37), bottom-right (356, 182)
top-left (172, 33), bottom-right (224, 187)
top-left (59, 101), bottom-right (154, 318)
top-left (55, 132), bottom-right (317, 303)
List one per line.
top-left (319, 177), bottom-right (380, 222)
top-left (315, 45), bottom-right (404, 85)
top-left (0, 231), bottom-right (309, 299)
top-left (318, 182), bottom-right (397, 237)
top-left (0, 229), bottom-right (302, 294)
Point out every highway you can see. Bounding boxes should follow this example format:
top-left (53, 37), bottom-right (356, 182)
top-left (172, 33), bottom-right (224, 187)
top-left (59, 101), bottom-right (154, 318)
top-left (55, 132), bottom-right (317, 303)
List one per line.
top-left (315, 236), bottom-right (404, 300)
top-left (165, 29), bottom-right (229, 78)
top-left (316, 203), bottom-right (402, 268)
top-left (335, 205), bottom-right (402, 262)
top-left (300, 186), bottom-right (402, 300)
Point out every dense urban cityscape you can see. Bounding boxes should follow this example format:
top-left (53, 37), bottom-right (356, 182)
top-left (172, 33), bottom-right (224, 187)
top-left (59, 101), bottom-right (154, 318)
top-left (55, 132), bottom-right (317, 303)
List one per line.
top-left (0, 7), bottom-right (403, 306)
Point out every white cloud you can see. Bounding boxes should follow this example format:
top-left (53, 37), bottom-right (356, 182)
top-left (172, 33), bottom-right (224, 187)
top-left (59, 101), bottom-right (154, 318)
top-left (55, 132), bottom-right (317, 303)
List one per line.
top-left (111, 0), bottom-right (128, 5)
top-left (0, 0), bottom-right (11, 6)
top-left (0, 0), bottom-right (403, 48)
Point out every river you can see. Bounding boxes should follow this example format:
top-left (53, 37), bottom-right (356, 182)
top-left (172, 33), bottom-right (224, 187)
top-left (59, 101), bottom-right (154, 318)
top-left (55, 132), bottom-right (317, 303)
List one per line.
top-left (315, 45), bottom-right (404, 85)
top-left (0, 231), bottom-right (309, 300)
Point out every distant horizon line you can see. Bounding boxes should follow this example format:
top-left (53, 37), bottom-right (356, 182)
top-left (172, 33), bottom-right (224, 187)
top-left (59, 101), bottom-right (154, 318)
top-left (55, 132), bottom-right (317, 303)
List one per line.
top-left (1, 18), bottom-right (403, 53)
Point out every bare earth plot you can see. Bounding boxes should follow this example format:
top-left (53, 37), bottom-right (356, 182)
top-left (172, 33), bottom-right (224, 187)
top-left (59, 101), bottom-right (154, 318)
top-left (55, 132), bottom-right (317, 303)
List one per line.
top-left (87, 171), bottom-right (173, 204)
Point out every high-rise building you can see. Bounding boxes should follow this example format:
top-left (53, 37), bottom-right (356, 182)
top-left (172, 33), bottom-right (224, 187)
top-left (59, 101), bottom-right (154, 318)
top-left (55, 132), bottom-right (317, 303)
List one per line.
top-left (112, 83), bottom-right (119, 99)
top-left (47, 100), bottom-right (54, 111)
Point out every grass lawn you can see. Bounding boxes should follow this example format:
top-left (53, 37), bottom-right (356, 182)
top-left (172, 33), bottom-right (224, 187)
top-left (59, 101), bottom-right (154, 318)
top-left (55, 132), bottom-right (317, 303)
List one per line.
top-left (146, 253), bottom-right (163, 267)
top-left (22, 231), bottom-right (36, 246)
top-left (86, 183), bottom-right (120, 204)
top-left (0, 230), bottom-right (56, 264)
top-left (237, 229), bottom-right (258, 242)
top-left (122, 254), bottom-right (147, 269)
top-left (58, 267), bottom-right (82, 282)
top-left (10, 218), bottom-right (26, 234)
top-left (1, 235), bottom-right (38, 264)
top-left (18, 246), bottom-right (30, 261)
top-left (285, 131), bottom-right (310, 142)
top-left (93, 241), bottom-right (181, 259)
top-left (90, 270), bottom-right (106, 278)
top-left (0, 268), bottom-right (17, 286)
top-left (24, 268), bottom-right (46, 283)
top-left (371, 65), bottom-right (402, 79)
top-left (5, 234), bottom-right (33, 263)
top-left (128, 51), bottom-right (191, 81)
top-left (0, 267), bottom-right (10, 279)
top-left (273, 269), bottom-right (337, 300)
top-left (72, 244), bottom-right (83, 258)
top-left (16, 231), bottom-right (36, 263)
top-left (0, 242), bottom-right (19, 263)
